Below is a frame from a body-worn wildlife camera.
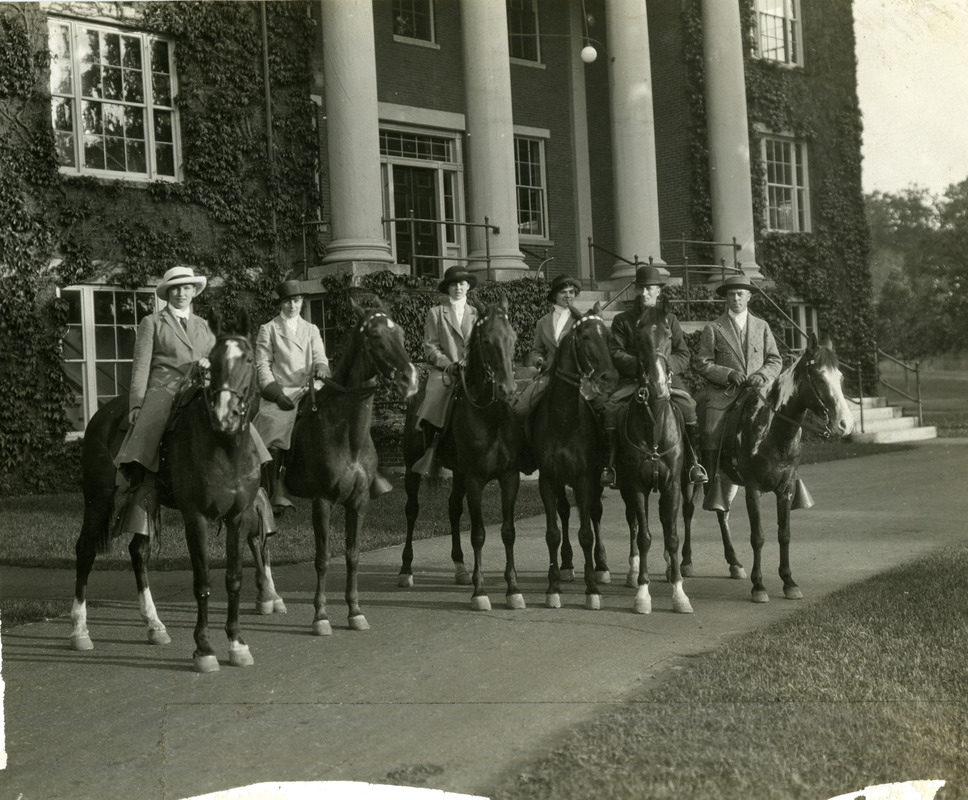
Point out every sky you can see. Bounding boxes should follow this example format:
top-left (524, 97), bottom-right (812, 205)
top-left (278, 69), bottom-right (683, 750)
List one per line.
top-left (853, 0), bottom-right (968, 196)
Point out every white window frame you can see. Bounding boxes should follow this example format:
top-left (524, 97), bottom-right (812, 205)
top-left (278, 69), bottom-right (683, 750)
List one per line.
top-left (514, 134), bottom-right (549, 241)
top-left (58, 283), bottom-right (161, 436)
top-left (507, 0), bottom-right (540, 64)
top-left (754, 0), bottom-right (804, 67)
top-left (391, 0), bottom-right (437, 45)
top-left (783, 302), bottom-right (818, 352)
top-left (760, 134), bottom-right (811, 233)
top-left (48, 16), bottom-right (181, 182)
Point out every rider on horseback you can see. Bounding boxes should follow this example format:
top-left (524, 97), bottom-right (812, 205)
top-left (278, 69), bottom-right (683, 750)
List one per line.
top-left (598, 264), bottom-right (708, 489)
top-left (113, 266), bottom-right (274, 538)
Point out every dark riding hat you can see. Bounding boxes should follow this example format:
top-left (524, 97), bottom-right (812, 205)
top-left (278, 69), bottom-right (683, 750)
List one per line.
top-left (438, 265), bottom-right (479, 293)
top-left (156, 265), bottom-right (207, 299)
top-left (274, 279), bottom-right (304, 303)
top-left (716, 274), bottom-right (757, 297)
top-left (633, 265), bottom-right (666, 287)
top-left (546, 274), bottom-right (582, 303)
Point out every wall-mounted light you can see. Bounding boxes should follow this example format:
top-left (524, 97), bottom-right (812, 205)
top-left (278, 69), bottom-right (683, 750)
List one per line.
top-left (580, 44), bottom-right (598, 63)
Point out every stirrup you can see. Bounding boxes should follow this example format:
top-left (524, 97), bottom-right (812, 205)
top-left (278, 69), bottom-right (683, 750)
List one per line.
top-left (689, 464), bottom-right (709, 484)
top-left (600, 467), bottom-right (617, 489)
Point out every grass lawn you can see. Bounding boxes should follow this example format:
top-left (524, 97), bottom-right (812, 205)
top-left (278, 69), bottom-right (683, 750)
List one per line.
top-left (881, 362), bottom-right (968, 437)
top-left (491, 543), bottom-right (968, 800)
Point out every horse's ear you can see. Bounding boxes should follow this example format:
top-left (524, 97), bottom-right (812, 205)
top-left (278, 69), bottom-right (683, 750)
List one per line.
top-left (807, 331), bottom-right (819, 351)
top-left (468, 294), bottom-right (485, 313)
top-left (591, 301), bottom-right (602, 316)
top-left (238, 307), bottom-right (251, 338)
top-left (497, 292), bottom-right (509, 314)
top-left (350, 298), bottom-right (365, 319)
top-left (820, 334), bottom-right (833, 351)
top-left (569, 304), bottom-right (583, 320)
top-left (657, 293), bottom-right (670, 316)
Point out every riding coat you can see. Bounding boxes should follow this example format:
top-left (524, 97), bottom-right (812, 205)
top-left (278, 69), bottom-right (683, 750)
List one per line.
top-left (694, 311), bottom-right (783, 447)
top-left (253, 315), bottom-right (329, 450)
top-left (527, 308), bottom-right (575, 369)
top-left (416, 300), bottom-right (478, 428)
top-left (115, 306), bottom-right (217, 473)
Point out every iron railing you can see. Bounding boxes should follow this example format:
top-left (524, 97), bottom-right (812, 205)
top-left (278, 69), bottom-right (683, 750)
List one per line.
top-left (382, 212), bottom-right (501, 282)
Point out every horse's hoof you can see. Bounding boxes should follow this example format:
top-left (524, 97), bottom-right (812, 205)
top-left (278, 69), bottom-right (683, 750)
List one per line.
top-left (348, 615), bottom-right (370, 631)
top-left (681, 564), bottom-right (694, 578)
top-left (784, 586), bottom-right (803, 600)
top-left (585, 594), bottom-right (602, 611)
top-left (313, 619), bottom-right (333, 636)
top-left (272, 598), bottom-right (288, 614)
top-left (471, 595), bottom-right (492, 612)
top-left (560, 568), bottom-right (575, 582)
top-left (730, 565), bottom-right (747, 580)
top-left (455, 568), bottom-right (472, 586)
top-left (70, 634), bottom-right (94, 651)
top-left (751, 590), bottom-right (769, 604)
top-left (545, 593), bottom-right (561, 609)
top-left (229, 643), bottom-right (254, 667)
top-left (257, 600), bottom-right (275, 615)
top-left (672, 589), bottom-right (694, 614)
top-left (596, 570), bottom-right (611, 584)
top-left (193, 654), bottom-right (220, 673)
top-left (398, 573), bottom-right (414, 588)
top-left (506, 593), bottom-right (526, 610)
top-left (148, 628), bottom-right (171, 646)
top-left (633, 589), bottom-right (652, 615)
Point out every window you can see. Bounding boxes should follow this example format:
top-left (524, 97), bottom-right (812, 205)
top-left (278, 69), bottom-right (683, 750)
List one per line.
top-left (48, 17), bottom-right (179, 181)
top-left (761, 136), bottom-right (810, 232)
top-left (507, 0), bottom-right (539, 62)
top-left (755, 0), bottom-right (803, 66)
top-left (515, 137), bottom-right (547, 238)
top-left (60, 286), bottom-right (159, 432)
top-left (392, 0), bottom-right (435, 42)
top-left (783, 303), bottom-right (817, 352)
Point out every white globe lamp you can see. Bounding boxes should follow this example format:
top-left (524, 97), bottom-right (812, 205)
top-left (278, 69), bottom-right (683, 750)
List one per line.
top-left (580, 44), bottom-right (598, 64)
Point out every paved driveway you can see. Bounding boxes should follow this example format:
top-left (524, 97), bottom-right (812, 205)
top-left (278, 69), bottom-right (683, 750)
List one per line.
top-left (2, 440), bottom-right (966, 800)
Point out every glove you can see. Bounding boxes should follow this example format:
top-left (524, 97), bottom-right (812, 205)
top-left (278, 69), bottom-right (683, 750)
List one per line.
top-left (314, 365), bottom-right (330, 381)
top-left (745, 373), bottom-right (767, 389)
top-left (726, 371), bottom-right (744, 387)
top-left (128, 407), bottom-right (140, 425)
top-left (533, 356), bottom-right (546, 371)
top-left (262, 381), bottom-right (295, 411)
top-left (444, 362), bottom-right (461, 377)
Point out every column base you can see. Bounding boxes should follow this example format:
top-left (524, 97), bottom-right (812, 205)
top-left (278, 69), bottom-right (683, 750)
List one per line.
top-left (465, 251), bottom-right (531, 282)
top-left (308, 262), bottom-right (410, 282)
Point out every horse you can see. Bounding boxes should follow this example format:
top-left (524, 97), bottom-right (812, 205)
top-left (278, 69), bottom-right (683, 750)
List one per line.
top-left (399, 294), bottom-right (528, 611)
top-left (617, 316), bottom-right (694, 614)
top-left (530, 304), bottom-right (618, 609)
top-left (284, 297), bottom-right (418, 635)
top-left (690, 332), bottom-right (854, 603)
top-left (70, 310), bottom-right (278, 672)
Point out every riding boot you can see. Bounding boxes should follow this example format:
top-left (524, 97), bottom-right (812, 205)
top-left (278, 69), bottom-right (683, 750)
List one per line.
top-left (114, 465), bottom-right (158, 539)
top-left (701, 449), bottom-right (729, 512)
top-left (253, 486), bottom-right (278, 536)
top-left (684, 423), bottom-right (709, 484)
top-left (268, 447), bottom-right (294, 515)
top-left (413, 433), bottom-right (440, 477)
top-left (599, 427), bottom-right (619, 489)
top-left (369, 471), bottom-right (393, 499)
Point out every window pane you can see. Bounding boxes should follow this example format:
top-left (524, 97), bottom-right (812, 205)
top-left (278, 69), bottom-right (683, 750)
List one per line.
top-left (115, 291), bottom-right (135, 324)
top-left (102, 66), bottom-right (122, 100)
top-left (54, 132), bottom-right (75, 167)
top-left (121, 35), bottom-right (142, 70)
top-left (156, 143), bottom-right (175, 177)
top-left (49, 22), bottom-right (73, 94)
top-left (135, 292), bottom-right (155, 321)
top-left (80, 62), bottom-right (102, 98)
top-left (152, 73), bottom-right (171, 107)
top-left (123, 68), bottom-right (144, 103)
top-left (84, 134), bottom-right (105, 170)
top-left (81, 101), bottom-right (102, 134)
top-left (116, 361), bottom-right (132, 393)
top-left (103, 32), bottom-right (121, 66)
top-left (153, 110), bottom-right (172, 143)
top-left (96, 361), bottom-right (118, 396)
top-left (124, 106), bottom-right (144, 139)
top-left (62, 289), bottom-right (82, 323)
top-left (126, 140), bottom-right (146, 173)
top-left (103, 103), bottom-right (124, 137)
top-left (150, 40), bottom-right (170, 75)
top-left (117, 325), bottom-right (136, 359)
top-left (63, 326), bottom-right (84, 360)
top-left (51, 97), bottom-right (73, 131)
top-left (95, 326), bottom-right (117, 359)
top-left (93, 291), bottom-right (116, 324)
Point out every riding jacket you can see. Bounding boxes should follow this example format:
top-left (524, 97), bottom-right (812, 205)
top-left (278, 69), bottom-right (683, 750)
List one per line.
top-left (526, 308), bottom-right (575, 369)
top-left (416, 300), bottom-right (478, 429)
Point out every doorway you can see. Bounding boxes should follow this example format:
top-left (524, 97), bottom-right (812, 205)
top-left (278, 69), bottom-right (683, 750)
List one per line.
top-left (393, 165), bottom-right (440, 278)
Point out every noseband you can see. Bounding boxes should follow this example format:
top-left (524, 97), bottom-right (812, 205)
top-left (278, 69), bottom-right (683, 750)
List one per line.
top-left (461, 309), bottom-right (512, 409)
top-left (556, 314), bottom-right (610, 397)
top-left (200, 335), bottom-right (257, 434)
top-left (765, 354), bottom-right (838, 439)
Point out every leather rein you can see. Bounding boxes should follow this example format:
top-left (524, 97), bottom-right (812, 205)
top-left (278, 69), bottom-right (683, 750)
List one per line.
top-left (198, 334), bottom-right (258, 436)
top-left (553, 314), bottom-right (612, 400)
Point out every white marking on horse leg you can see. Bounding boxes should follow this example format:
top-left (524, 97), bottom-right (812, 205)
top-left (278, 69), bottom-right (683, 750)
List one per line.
top-left (348, 614), bottom-right (370, 631)
top-left (261, 564), bottom-right (287, 614)
top-left (545, 592), bottom-right (561, 609)
top-left (506, 593), bottom-right (526, 610)
top-left (194, 653), bottom-right (220, 673)
top-left (228, 640), bottom-right (254, 667)
top-left (313, 619), bottom-right (333, 636)
top-left (633, 585), bottom-right (652, 615)
top-left (398, 573), bottom-right (414, 588)
top-left (70, 598), bottom-right (94, 651)
top-left (140, 589), bottom-right (171, 645)
top-left (584, 593), bottom-right (602, 611)
top-left (671, 581), bottom-right (693, 614)
top-left (626, 555), bottom-right (640, 588)
top-left (471, 595), bottom-right (492, 611)
top-left (596, 569), bottom-right (611, 584)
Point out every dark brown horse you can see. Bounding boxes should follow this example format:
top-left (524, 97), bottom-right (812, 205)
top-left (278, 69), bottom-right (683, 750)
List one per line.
top-left (70, 311), bottom-right (276, 672)
top-left (285, 298), bottom-right (418, 635)
top-left (399, 294), bottom-right (528, 611)
top-left (617, 316), bottom-right (693, 614)
top-left (531, 304), bottom-right (618, 609)
top-left (693, 333), bottom-right (854, 602)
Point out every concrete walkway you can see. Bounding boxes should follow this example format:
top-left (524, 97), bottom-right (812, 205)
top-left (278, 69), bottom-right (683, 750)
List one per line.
top-left (1, 440), bottom-right (966, 800)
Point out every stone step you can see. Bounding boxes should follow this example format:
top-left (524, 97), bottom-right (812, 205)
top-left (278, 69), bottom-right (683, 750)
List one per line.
top-left (850, 405), bottom-right (901, 422)
top-left (847, 396), bottom-right (888, 409)
top-left (854, 415), bottom-right (918, 433)
top-left (851, 426), bottom-right (938, 444)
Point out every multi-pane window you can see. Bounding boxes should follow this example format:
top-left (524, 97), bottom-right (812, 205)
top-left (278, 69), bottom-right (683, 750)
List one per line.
top-left (392, 0), bottom-right (435, 42)
top-left (755, 0), bottom-right (803, 66)
top-left (762, 136), bottom-right (810, 232)
top-left (507, 0), bottom-right (539, 62)
top-left (48, 17), bottom-right (179, 180)
top-left (515, 137), bottom-right (547, 238)
top-left (380, 130), bottom-right (453, 162)
top-left (783, 304), bottom-right (817, 351)
top-left (60, 286), bottom-right (158, 432)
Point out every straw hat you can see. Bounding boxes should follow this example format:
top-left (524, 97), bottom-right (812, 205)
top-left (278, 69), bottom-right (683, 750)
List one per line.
top-left (156, 265), bottom-right (207, 299)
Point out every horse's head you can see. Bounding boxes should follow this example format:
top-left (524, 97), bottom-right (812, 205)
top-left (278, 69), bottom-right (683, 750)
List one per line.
top-left (350, 298), bottom-right (419, 398)
top-left (794, 333), bottom-right (855, 438)
top-left (469, 294), bottom-right (517, 403)
top-left (207, 308), bottom-right (256, 436)
top-left (632, 314), bottom-right (671, 402)
top-left (562, 302), bottom-right (617, 395)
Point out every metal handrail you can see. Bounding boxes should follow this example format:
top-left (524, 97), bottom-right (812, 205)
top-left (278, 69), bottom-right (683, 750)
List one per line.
top-left (876, 347), bottom-right (923, 425)
top-left (382, 212), bottom-right (501, 282)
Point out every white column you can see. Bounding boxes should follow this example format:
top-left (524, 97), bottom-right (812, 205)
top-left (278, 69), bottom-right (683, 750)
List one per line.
top-left (319, 0), bottom-right (394, 271)
top-left (606, 0), bottom-right (665, 282)
top-left (569, 0), bottom-right (594, 286)
top-left (701, 0), bottom-right (763, 281)
top-left (460, 0), bottom-right (528, 281)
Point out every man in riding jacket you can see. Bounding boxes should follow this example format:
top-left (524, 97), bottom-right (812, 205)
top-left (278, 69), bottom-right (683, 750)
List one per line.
top-left (694, 274), bottom-right (783, 508)
top-left (599, 264), bottom-right (708, 488)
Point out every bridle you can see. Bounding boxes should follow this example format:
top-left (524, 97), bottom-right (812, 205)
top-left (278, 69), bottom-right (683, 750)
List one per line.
top-left (555, 314), bottom-right (611, 398)
top-left (461, 307), bottom-right (513, 409)
top-left (758, 353), bottom-right (838, 439)
top-left (624, 345), bottom-right (681, 490)
top-left (200, 334), bottom-right (257, 435)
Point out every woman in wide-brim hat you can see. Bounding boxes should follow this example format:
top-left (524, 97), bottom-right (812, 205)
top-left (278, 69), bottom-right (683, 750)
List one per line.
top-left (252, 278), bottom-right (331, 512)
top-left (528, 274), bottom-right (582, 369)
